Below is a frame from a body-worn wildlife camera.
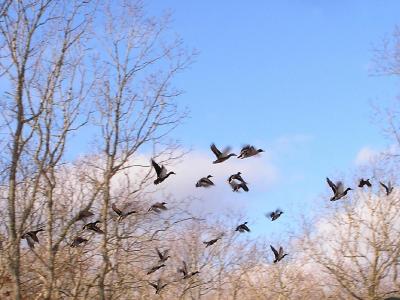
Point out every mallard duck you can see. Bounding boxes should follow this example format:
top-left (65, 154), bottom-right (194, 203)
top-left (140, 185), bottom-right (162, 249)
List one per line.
top-left (228, 172), bottom-right (247, 184)
top-left (326, 177), bottom-right (352, 201)
top-left (358, 178), bottom-right (372, 188)
top-left (228, 178), bottom-right (249, 192)
top-left (156, 248), bottom-right (170, 263)
top-left (70, 236), bottom-right (88, 248)
top-left (267, 209), bottom-right (283, 221)
top-left (151, 159), bottom-right (175, 185)
top-left (112, 203), bottom-right (136, 221)
top-left (235, 222), bottom-right (250, 232)
top-left (210, 143), bottom-right (236, 164)
top-left (238, 145), bottom-right (264, 159)
top-left (178, 261), bottom-right (199, 279)
top-left (76, 209), bottom-right (94, 222)
top-left (195, 175), bottom-right (214, 188)
top-left (147, 264), bottom-right (166, 275)
top-left (148, 202), bottom-right (167, 213)
top-left (82, 221), bottom-right (104, 234)
top-left (149, 279), bottom-right (167, 294)
top-left (203, 235), bottom-right (223, 247)
top-left (21, 229), bottom-right (44, 249)
top-left (380, 181), bottom-right (394, 195)
top-left (270, 245), bottom-right (288, 263)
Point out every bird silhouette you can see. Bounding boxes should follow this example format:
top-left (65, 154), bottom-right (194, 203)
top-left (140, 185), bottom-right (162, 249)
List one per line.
top-left (238, 145), bottom-right (264, 159)
top-left (326, 177), bottom-right (352, 201)
top-left (210, 143), bottom-right (236, 163)
top-left (270, 245), bottom-right (288, 263)
top-left (152, 159), bottom-right (175, 185)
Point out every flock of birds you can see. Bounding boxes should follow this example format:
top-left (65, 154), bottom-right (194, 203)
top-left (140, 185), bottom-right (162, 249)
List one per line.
top-left (19, 144), bottom-right (394, 294)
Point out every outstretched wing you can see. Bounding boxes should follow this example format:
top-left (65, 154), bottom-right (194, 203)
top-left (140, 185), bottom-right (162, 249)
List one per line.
top-left (221, 146), bottom-right (232, 156)
top-left (151, 159), bottom-right (162, 176)
top-left (278, 246), bottom-right (284, 257)
top-left (270, 245), bottom-right (279, 259)
top-left (336, 181), bottom-right (344, 194)
top-left (156, 248), bottom-right (163, 260)
top-left (326, 177), bottom-right (337, 193)
top-left (210, 144), bottom-right (222, 158)
top-left (112, 203), bottom-right (122, 216)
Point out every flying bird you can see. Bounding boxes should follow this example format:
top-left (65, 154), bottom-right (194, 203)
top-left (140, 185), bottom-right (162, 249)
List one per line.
top-left (149, 279), bottom-right (167, 294)
top-left (228, 172), bottom-right (247, 184)
top-left (21, 229), bottom-right (44, 249)
top-left (326, 177), bottom-right (352, 201)
top-left (204, 235), bottom-right (223, 247)
top-left (148, 202), bottom-right (168, 213)
top-left (151, 159), bottom-right (175, 185)
top-left (238, 145), bottom-right (264, 159)
top-left (178, 261), bottom-right (200, 279)
top-left (380, 181), bottom-right (394, 196)
top-left (147, 264), bottom-right (166, 275)
top-left (76, 209), bottom-right (94, 222)
top-left (210, 143), bottom-right (236, 164)
top-left (235, 222), bottom-right (250, 232)
top-left (267, 209), bottom-right (283, 221)
top-left (358, 178), bottom-right (372, 188)
top-left (195, 175), bottom-right (214, 188)
top-left (82, 221), bottom-right (104, 234)
top-left (270, 245), bottom-right (288, 263)
top-left (70, 236), bottom-right (88, 248)
top-left (156, 248), bottom-right (170, 263)
top-left (228, 178), bottom-right (249, 192)
top-left (112, 203), bottom-right (136, 221)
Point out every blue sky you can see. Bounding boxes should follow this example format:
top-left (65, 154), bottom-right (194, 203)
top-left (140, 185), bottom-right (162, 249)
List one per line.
top-left (141, 1), bottom-right (400, 235)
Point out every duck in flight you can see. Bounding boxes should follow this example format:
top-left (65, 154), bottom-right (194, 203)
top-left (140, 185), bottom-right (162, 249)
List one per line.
top-left (266, 209), bottom-right (283, 221)
top-left (149, 279), bottom-right (167, 295)
top-left (229, 178), bottom-right (249, 192)
top-left (112, 203), bottom-right (136, 221)
top-left (148, 202), bottom-right (168, 213)
top-left (235, 222), bottom-right (250, 232)
top-left (178, 261), bottom-right (200, 279)
top-left (83, 221), bottom-right (104, 234)
top-left (195, 175), bottom-right (214, 188)
top-left (358, 178), bottom-right (372, 188)
top-left (21, 229), bottom-right (44, 249)
top-left (151, 159), bottom-right (175, 185)
top-left (210, 143), bottom-right (236, 164)
top-left (326, 177), bottom-right (352, 201)
top-left (238, 145), bottom-right (264, 159)
top-left (147, 264), bottom-right (166, 275)
top-left (228, 172), bottom-right (247, 184)
top-left (204, 235), bottom-right (223, 247)
top-left (70, 236), bottom-right (88, 248)
top-left (270, 245), bottom-right (288, 263)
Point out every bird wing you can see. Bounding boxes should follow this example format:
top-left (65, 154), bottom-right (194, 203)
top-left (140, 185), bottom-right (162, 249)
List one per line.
top-left (326, 177), bottom-right (337, 193)
top-left (270, 245), bottom-right (279, 259)
top-left (243, 224), bottom-right (250, 232)
top-left (151, 159), bottom-right (162, 176)
top-left (112, 203), bottom-right (122, 216)
top-left (241, 183), bottom-right (249, 192)
top-left (278, 246), bottom-right (284, 257)
top-left (156, 248), bottom-right (163, 260)
top-left (210, 143), bottom-right (222, 157)
top-left (336, 181), bottom-right (344, 194)
top-left (380, 181), bottom-right (388, 192)
top-left (221, 146), bottom-right (232, 156)
top-left (182, 261), bottom-right (188, 274)
top-left (149, 282), bottom-right (157, 289)
top-left (28, 232), bottom-right (40, 243)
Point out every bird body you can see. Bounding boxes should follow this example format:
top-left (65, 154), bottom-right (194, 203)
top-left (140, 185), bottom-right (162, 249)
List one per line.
top-left (76, 210), bottom-right (94, 222)
top-left (70, 236), bottom-right (88, 248)
top-left (83, 221), bottom-right (104, 234)
top-left (196, 175), bottom-right (214, 187)
top-left (235, 222), bottom-right (250, 232)
top-left (270, 245), bottom-right (288, 263)
top-left (229, 178), bottom-right (249, 192)
top-left (238, 145), bottom-right (264, 159)
top-left (112, 203), bottom-right (136, 221)
top-left (228, 172), bottom-right (247, 184)
top-left (147, 264), bottom-right (166, 275)
top-left (358, 178), bottom-right (372, 188)
top-left (21, 229), bottom-right (44, 249)
top-left (148, 202), bottom-right (168, 213)
top-left (326, 177), bottom-right (352, 201)
top-left (156, 248), bottom-right (170, 263)
top-left (210, 144), bottom-right (236, 164)
top-left (268, 209), bottom-right (283, 221)
top-left (204, 236), bottom-right (222, 247)
top-left (152, 159), bottom-right (175, 185)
